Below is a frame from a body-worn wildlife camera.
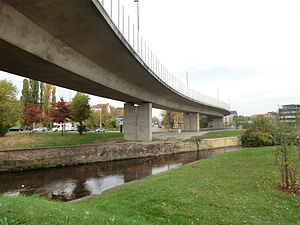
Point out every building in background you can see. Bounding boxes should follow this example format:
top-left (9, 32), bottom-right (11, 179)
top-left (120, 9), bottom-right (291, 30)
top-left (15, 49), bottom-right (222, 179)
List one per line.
top-left (91, 103), bottom-right (111, 113)
top-left (264, 111), bottom-right (278, 123)
top-left (279, 104), bottom-right (300, 122)
top-left (114, 107), bottom-right (124, 116)
top-left (223, 110), bottom-right (238, 127)
top-left (250, 112), bottom-right (278, 124)
top-left (173, 112), bottom-right (183, 129)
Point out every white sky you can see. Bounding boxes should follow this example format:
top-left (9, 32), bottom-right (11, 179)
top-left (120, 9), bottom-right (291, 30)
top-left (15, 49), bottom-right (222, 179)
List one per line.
top-left (1, 0), bottom-right (300, 116)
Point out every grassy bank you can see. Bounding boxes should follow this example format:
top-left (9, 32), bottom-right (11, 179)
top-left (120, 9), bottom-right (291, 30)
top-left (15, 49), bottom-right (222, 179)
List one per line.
top-left (201, 129), bottom-right (243, 139)
top-left (188, 129), bottom-right (244, 142)
top-left (0, 132), bottom-right (123, 150)
top-left (1, 146), bottom-right (299, 224)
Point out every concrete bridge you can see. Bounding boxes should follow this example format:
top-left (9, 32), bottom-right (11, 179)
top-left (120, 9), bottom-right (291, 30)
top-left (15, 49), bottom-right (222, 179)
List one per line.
top-left (0, 0), bottom-right (230, 141)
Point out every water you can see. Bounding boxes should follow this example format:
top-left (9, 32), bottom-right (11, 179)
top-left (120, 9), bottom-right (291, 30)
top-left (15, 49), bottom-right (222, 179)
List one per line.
top-left (0, 148), bottom-right (238, 201)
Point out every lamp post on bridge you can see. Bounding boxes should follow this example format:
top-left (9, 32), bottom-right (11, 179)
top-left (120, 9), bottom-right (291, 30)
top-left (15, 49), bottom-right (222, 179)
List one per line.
top-left (134, 0), bottom-right (140, 31)
top-left (99, 107), bottom-right (102, 129)
top-left (217, 89), bottom-right (220, 107)
top-left (186, 71), bottom-right (189, 86)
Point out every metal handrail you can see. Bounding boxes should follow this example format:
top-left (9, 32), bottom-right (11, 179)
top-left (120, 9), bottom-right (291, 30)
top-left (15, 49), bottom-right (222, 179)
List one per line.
top-left (97, 0), bottom-right (230, 111)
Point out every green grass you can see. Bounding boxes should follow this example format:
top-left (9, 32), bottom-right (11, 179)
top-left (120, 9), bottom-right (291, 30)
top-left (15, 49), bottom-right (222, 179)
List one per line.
top-left (1, 146), bottom-right (299, 224)
top-left (188, 129), bottom-right (244, 142)
top-left (0, 132), bottom-right (123, 150)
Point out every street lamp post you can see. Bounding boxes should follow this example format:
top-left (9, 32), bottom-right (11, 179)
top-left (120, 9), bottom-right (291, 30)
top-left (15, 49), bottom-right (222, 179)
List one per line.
top-left (186, 71), bottom-right (189, 86)
top-left (99, 108), bottom-right (102, 129)
top-left (134, 0), bottom-right (140, 31)
top-left (216, 89), bottom-right (219, 107)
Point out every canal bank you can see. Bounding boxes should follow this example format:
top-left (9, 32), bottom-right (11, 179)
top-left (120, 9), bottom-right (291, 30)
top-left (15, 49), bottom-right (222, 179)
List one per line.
top-left (1, 146), bottom-right (299, 225)
top-left (0, 137), bottom-right (240, 172)
top-left (0, 148), bottom-right (239, 201)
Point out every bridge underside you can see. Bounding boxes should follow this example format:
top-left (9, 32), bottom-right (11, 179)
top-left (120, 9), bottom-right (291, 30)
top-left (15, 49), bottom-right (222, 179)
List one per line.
top-left (0, 0), bottom-right (228, 141)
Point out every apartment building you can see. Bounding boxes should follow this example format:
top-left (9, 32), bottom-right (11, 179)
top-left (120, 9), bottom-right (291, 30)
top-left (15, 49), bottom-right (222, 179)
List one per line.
top-left (279, 104), bottom-right (300, 122)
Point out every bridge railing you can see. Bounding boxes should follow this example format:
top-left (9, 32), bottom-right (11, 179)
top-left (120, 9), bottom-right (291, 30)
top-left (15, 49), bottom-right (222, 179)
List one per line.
top-left (97, 0), bottom-right (230, 111)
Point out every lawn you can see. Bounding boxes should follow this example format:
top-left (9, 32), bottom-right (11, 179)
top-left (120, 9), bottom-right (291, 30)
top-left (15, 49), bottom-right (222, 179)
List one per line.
top-left (188, 129), bottom-right (244, 142)
top-left (0, 132), bottom-right (123, 150)
top-left (0, 146), bottom-right (299, 224)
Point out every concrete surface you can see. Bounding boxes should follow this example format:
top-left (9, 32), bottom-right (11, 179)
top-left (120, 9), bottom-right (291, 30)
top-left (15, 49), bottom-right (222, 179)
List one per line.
top-left (0, 137), bottom-right (240, 172)
top-left (152, 131), bottom-right (208, 141)
top-left (183, 113), bottom-right (200, 132)
top-left (0, 0), bottom-right (229, 117)
top-left (208, 117), bottom-right (224, 129)
top-left (124, 103), bottom-right (152, 141)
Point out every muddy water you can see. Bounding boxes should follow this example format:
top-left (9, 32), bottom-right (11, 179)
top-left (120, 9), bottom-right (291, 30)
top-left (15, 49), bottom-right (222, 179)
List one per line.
top-left (0, 147), bottom-right (239, 201)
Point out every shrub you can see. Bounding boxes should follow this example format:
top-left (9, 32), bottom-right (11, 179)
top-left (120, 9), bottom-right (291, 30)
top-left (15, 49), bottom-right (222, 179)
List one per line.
top-left (241, 116), bottom-right (276, 147)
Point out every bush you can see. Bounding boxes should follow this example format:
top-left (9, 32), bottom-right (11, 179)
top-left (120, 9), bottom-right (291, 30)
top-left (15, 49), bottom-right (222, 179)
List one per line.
top-left (241, 129), bottom-right (274, 147)
top-left (77, 124), bottom-right (86, 134)
top-left (241, 116), bottom-right (276, 147)
top-left (0, 124), bottom-right (11, 137)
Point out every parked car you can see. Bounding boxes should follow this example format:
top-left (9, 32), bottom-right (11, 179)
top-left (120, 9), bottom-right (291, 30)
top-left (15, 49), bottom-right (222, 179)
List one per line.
top-left (9, 126), bottom-right (23, 132)
top-left (33, 127), bottom-right (48, 132)
top-left (95, 128), bottom-right (106, 132)
top-left (52, 122), bottom-right (78, 132)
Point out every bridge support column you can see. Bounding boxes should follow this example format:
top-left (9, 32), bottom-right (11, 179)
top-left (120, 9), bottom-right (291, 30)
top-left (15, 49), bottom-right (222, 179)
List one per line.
top-left (124, 102), bottom-right (152, 141)
top-left (208, 117), bottom-right (224, 129)
top-left (183, 113), bottom-right (199, 132)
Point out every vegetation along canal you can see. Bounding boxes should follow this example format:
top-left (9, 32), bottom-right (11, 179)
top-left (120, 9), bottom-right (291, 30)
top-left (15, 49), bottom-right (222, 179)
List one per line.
top-left (0, 148), bottom-right (238, 201)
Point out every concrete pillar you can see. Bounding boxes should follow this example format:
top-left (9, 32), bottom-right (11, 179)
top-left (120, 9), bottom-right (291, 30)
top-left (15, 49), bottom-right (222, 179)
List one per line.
top-left (208, 117), bottom-right (224, 129)
top-left (183, 113), bottom-right (199, 132)
top-left (124, 102), bottom-right (152, 141)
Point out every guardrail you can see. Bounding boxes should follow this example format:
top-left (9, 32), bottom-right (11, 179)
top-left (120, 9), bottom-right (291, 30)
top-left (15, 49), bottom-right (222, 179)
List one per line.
top-left (97, 0), bottom-right (230, 111)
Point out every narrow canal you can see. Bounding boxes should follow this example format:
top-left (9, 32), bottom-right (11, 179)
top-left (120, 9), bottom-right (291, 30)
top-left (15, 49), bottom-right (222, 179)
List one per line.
top-left (0, 148), bottom-right (238, 201)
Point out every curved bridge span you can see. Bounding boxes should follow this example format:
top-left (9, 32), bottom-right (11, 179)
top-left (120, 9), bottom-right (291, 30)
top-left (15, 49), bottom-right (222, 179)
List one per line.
top-left (0, 0), bottom-right (230, 141)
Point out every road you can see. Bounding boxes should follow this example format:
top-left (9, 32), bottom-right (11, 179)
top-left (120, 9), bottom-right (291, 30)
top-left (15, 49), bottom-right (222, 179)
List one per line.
top-left (152, 124), bottom-right (208, 141)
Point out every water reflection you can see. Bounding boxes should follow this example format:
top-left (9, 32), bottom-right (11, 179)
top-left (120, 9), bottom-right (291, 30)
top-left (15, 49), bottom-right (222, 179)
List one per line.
top-left (152, 163), bottom-right (182, 175)
top-left (0, 148), bottom-right (239, 201)
top-left (44, 179), bottom-right (77, 200)
top-left (84, 175), bottom-right (124, 195)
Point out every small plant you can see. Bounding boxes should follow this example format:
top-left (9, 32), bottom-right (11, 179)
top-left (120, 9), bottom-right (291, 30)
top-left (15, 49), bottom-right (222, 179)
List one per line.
top-left (193, 137), bottom-right (203, 151)
top-left (275, 145), bottom-right (300, 194)
top-left (274, 122), bottom-right (300, 194)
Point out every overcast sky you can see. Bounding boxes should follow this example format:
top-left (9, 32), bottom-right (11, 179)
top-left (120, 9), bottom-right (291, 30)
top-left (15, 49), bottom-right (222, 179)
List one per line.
top-left (1, 0), bottom-right (300, 116)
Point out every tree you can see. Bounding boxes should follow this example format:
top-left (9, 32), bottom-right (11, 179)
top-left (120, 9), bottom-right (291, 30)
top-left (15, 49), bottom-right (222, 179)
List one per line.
top-left (0, 80), bottom-right (20, 137)
top-left (42, 84), bottom-right (53, 127)
top-left (272, 122), bottom-right (299, 193)
top-left (152, 116), bottom-right (160, 124)
top-left (29, 79), bottom-right (39, 104)
top-left (49, 97), bottom-right (71, 136)
top-left (51, 86), bottom-right (56, 106)
top-left (24, 104), bottom-right (43, 134)
top-left (233, 115), bottom-right (246, 128)
top-left (199, 115), bottom-right (208, 128)
top-left (103, 114), bottom-right (116, 129)
top-left (86, 110), bottom-right (98, 130)
top-left (161, 110), bottom-right (176, 129)
top-left (20, 79), bottom-right (30, 126)
top-left (100, 105), bottom-right (109, 124)
top-left (71, 93), bottom-right (91, 135)
top-left (39, 82), bottom-right (45, 109)
top-left (20, 79), bottom-right (29, 109)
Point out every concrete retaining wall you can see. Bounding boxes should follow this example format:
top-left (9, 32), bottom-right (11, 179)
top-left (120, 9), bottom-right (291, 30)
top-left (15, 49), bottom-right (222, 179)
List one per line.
top-left (0, 137), bottom-right (240, 172)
